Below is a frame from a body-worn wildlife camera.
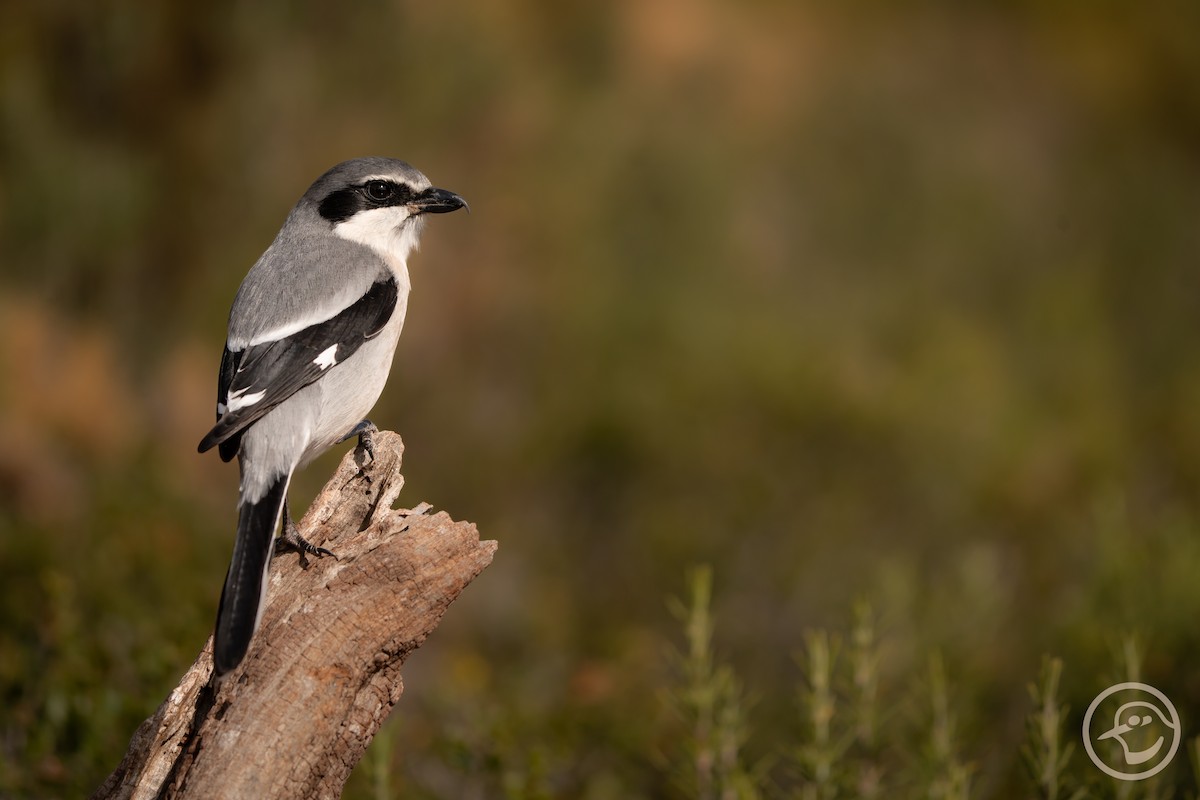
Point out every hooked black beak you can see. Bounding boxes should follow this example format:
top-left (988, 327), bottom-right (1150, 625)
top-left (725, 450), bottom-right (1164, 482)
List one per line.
top-left (411, 186), bottom-right (468, 214)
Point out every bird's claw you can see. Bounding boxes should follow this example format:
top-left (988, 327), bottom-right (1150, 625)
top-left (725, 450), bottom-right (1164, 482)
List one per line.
top-left (339, 419), bottom-right (379, 471)
top-left (357, 426), bottom-right (377, 463)
top-left (276, 515), bottom-right (337, 568)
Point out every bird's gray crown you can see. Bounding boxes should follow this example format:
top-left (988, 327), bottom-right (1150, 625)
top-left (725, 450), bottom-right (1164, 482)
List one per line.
top-left (308, 157), bottom-right (432, 197)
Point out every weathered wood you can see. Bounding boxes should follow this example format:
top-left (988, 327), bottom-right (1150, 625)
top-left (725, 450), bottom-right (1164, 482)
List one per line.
top-left (92, 431), bottom-right (496, 799)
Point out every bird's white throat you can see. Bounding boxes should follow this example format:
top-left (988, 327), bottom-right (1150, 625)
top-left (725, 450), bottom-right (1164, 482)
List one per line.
top-left (332, 206), bottom-right (426, 267)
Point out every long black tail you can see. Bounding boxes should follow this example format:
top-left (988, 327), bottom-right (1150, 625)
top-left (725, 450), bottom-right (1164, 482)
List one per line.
top-left (213, 475), bottom-right (288, 675)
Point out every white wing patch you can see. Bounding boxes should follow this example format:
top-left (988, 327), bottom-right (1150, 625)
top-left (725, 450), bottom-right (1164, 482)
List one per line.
top-left (313, 344), bottom-right (339, 370)
top-left (226, 388), bottom-right (267, 413)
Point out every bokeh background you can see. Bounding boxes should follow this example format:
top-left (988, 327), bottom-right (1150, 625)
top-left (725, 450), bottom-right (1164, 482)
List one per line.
top-left (3, 2), bottom-right (1200, 797)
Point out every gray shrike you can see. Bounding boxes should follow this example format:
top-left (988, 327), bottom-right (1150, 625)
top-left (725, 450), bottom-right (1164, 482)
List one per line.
top-left (198, 157), bottom-right (466, 676)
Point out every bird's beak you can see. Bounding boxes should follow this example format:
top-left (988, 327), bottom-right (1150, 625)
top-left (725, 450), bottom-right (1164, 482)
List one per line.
top-left (411, 187), bottom-right (468, 214)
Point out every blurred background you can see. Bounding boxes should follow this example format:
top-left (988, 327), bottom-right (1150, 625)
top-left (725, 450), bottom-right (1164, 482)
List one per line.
top-left (2, 1), bottom-right (1200, 797)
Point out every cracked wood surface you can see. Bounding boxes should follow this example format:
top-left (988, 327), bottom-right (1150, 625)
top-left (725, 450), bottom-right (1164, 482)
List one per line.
top-left (92, 431), bottom-right (496, 800)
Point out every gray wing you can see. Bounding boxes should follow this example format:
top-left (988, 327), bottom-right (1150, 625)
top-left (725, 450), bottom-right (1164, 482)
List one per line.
top-left (198, 276), bottom-right (399, 460)
top-left (226, 217), bottom-right (390, 349)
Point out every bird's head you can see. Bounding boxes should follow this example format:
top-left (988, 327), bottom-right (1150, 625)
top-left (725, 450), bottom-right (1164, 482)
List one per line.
top-left (305, 157), bottom-right (467, 265)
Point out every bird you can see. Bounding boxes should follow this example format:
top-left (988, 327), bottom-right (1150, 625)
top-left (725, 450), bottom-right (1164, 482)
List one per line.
top-left (197, 157), bottom-right (466, 676)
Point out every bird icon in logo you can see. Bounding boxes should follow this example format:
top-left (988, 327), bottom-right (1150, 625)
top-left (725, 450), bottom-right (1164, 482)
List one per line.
top-left (1096, 700), bottom-right (1179, 766)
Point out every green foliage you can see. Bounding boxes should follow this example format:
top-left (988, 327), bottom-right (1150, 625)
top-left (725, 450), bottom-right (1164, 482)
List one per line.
top-left (789, 605), bottom-right (976, 798)
top-left (922, 654), bottom-right (972, 800)
top-left (656, 583), bottom-right (1195, 799)
top-left (663, 565), bottom-right (761, 800)
top-left (1023, 658), bottom-right (1085, 800)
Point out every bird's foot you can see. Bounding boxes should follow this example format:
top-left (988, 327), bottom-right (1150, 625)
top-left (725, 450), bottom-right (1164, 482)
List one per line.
top-left (275, 514), bottom-right (336, 568)
top-left (340, 419), bottom-right (379, 473)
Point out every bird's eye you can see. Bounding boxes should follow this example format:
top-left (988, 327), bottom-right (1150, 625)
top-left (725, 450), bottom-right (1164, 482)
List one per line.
top-left (365, 181), bottom-right (394, 202)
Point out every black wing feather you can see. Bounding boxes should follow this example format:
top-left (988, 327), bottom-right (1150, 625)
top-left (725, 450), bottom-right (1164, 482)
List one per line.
top-left (215, 346), bottom-right (243, 461)
top-left (198, 276), bottom-right (399, 458)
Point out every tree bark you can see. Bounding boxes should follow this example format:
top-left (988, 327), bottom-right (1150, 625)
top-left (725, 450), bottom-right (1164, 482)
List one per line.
top-left (92, 431), bottom-right (496, 800)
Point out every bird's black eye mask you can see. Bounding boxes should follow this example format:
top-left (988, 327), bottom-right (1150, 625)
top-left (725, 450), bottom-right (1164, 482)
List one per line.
top-left (318, 180), bottom-right (416, 224)
top-left (363, 179), bottom-right (415, 205)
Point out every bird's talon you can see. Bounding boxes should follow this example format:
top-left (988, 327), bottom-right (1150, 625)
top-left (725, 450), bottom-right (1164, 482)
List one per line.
top-left (277, 511), bottom-right (336, 567)
top-left (357, 430), bottom-right (377, 463)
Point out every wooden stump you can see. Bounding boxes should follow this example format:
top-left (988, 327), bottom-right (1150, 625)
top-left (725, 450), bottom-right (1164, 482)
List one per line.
top-left (92, 431), bottom-right (496, 799)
